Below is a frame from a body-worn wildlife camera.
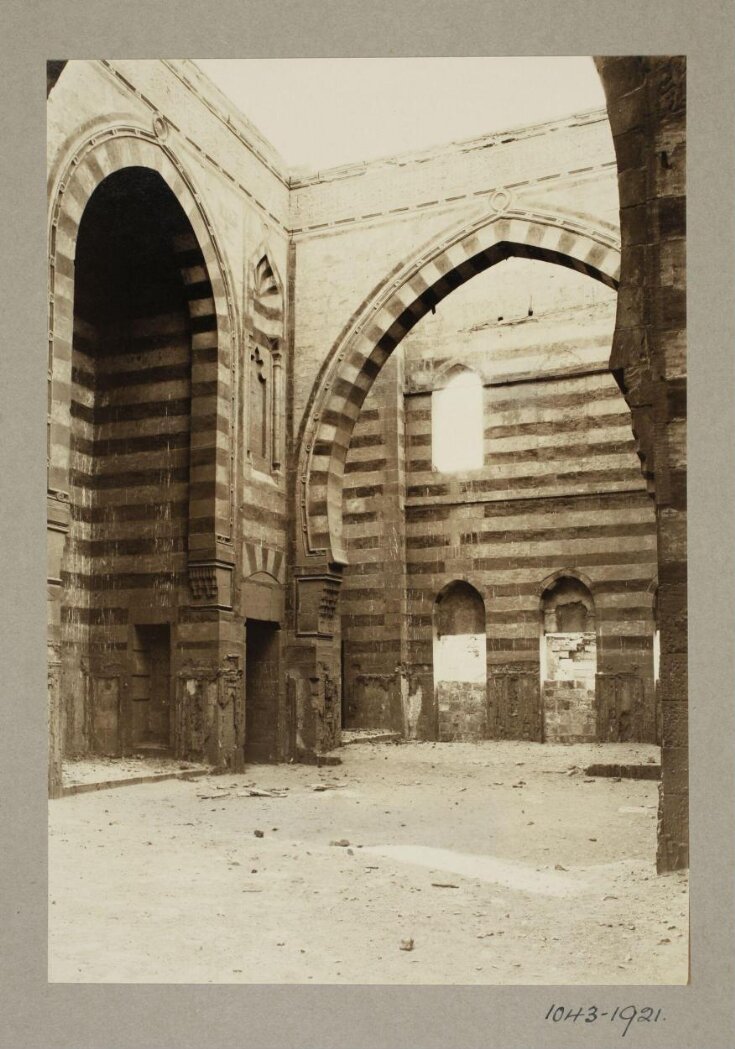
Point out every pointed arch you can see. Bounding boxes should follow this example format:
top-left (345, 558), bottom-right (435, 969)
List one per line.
top-left (433, 358), bottom-right (482, 391)
top-left (537, 568), bottom-right (596, 604)
top-left (433, 579), bottom-right (486, 638)
top-left (298, 209), bottom-right (621, 565)
top-left (251, 248), bottom-right (285, 336)
top-left (47, 128), bottom-right (239, 559)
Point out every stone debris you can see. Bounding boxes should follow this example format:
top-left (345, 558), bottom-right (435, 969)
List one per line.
top-left (399, 938), bottom-right (415, 952)
top-left (254, 830), bottom-right (264, 838)
top-left (330, 839), bottom-right (351, 847)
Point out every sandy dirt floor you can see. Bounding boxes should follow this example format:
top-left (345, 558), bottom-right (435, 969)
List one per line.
top-left (49, 740), bottom-right (688, 985)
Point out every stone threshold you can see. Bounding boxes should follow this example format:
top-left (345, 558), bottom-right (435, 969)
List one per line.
top-left (340, 730), bottom-right (402, 746)
top-left (585, 762), bottom-right (661, 780)
top-left (60, 767), bottom-right (217, 797)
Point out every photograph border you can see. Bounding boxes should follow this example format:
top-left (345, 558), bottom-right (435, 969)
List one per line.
top-left (2, 1), bottom-right (734, 1047)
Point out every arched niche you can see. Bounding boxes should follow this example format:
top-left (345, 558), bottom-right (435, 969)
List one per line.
top-left (539, 574), bottom-right (597, 743)
top-left (48, 131), bottom-right (237, 557)
top-left (62, 164), bottom-right (213, 756)
top-left (247, 250), bottom-right (285, 474)
top-left (432, 580), bottom-right (487, 740)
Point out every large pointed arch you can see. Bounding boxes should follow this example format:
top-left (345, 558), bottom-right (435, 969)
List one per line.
top-left (47, 127), bottom-right (239, 568)
top-left (297, 209), bottom-right (621, 566)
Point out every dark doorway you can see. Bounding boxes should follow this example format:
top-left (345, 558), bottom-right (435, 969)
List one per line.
top-left (245, 619), bottom-right (280, 762)
top-left (131, 624), bottom-right (172, 753)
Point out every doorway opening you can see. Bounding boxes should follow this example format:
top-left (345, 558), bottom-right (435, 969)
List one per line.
top-left (245, 619), bottom-right (280, 762)
top-left (131, 624), bottom-right (172, 754)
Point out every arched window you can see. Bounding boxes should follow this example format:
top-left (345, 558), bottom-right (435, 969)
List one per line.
top-left (540, 575), bottom-right (597, 743)
top-left (248, 253), bottom-right (284, 473)
top-left (431, 367), bottom-right (483, 472)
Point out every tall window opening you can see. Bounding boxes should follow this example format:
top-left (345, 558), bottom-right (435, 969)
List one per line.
top-left (249, 343), bottom-right (270, 465)
top-left (431, 367), bottom-right (483, 472)
top-left (248, 254), bottom-right (283, 473)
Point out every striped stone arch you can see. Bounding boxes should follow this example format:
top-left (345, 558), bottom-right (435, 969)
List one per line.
top-left (243, 542), bottom-right (286, 585)
top-left (538, 568), bottom-right (597, 601)
top-left (298, 209), bottom-right (621, 566)
top-left (47, 126), bottom-right (239, 566)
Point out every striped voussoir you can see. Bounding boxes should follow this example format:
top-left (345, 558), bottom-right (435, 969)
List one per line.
top-left (302, 211), bottom-right (621, 563)
top-left (48, 129), bottom-right (236, 550)
top-left (171, 230), bottom-right (222, 544)
top-left (243, 542), bottom-right (286, 584)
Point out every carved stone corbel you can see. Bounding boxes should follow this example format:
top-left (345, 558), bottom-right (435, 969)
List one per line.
top-left (294, 567), bottom-right (342, 638)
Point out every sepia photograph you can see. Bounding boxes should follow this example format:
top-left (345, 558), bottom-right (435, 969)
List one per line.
top-left (44, 55), bottom-right (690, 988)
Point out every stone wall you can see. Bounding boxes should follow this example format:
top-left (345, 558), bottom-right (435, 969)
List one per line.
top-left (342, 258), bottom-right (658, 741)
top-left (47, 59), bottom-right (687, 878)
top-left (48, 60), bottom-right (291, 770)
top-left (543, 632), bottom-right (597, 742)
top-left (595, 56), bottom-right (687, 871)
top-left (290, 110), bottom-right (620, 491)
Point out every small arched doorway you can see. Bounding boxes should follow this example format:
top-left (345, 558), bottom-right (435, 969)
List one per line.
top-left (540, 575), bottom-right (597, 742)
top-left (433, 581), bottom-right (486, 740)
